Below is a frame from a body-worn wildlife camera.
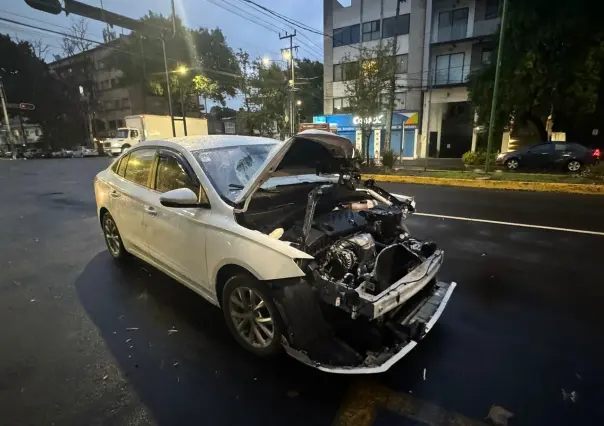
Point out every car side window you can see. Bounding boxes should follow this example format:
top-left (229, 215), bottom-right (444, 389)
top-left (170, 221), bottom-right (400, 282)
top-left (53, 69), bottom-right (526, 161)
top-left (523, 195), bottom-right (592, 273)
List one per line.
top-left (131, 130), bottom-right (138, 138)
top-left (531, 144), bottom-right (552, 153)
top-left (554, 143), bottom-right (567, 151)
top-left (116, 154), bottom-right (129, 176)
top-left (123, 149), bottom-right (155, 187)
top-left (155, 155), bottom-right (210, 205)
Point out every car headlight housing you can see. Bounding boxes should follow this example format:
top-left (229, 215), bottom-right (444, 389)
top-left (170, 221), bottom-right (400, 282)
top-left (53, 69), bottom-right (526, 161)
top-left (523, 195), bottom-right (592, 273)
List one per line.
top-left (496, 153), bottom-right (506, 160)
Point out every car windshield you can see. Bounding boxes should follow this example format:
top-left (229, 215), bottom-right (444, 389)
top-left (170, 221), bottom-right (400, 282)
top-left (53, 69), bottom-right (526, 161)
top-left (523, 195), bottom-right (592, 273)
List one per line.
top-left (192, 144), bottom-right (276, 202)
top-left (115, 129), bottom-right (129, 138)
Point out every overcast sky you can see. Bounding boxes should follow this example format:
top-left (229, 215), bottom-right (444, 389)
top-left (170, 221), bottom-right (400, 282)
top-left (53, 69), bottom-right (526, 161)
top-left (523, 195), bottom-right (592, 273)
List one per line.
top-left (0, 0), bottom-right (324, 63)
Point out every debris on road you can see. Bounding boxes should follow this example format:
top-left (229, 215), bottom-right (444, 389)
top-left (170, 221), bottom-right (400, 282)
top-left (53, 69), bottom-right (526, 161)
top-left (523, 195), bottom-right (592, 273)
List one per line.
top-left (576, 373), bottom-right (582, 380)
top-left (423, 368), bottom-right (427, 381)
top-left (173, 362), bottom-right (179, 368)
top-left (102, 375), bottom-right (108, 380)
top-left (33, 237), bottom-right (39, 242)
top-left (168, 327), bottom-right (178, 335)
top-left (13, 280), bottom-right (20, 286)
top-left (30, 298), bottom-right (36, 303)
top-left (125, 338), bottom-right (132, 343)
top-left (481, 253), bottom-right (486, 257)
top-left (485, 405), bottom-right (514, 426)
top-left (126, 327), bottom-right (139, 331)
top-left (562, 389), bottom-right (578, 403)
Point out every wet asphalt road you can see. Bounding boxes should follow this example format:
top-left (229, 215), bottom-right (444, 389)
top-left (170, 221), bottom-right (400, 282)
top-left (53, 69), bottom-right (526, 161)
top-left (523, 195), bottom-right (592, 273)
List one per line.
top-left (1, 157), bottom-right (603, 426)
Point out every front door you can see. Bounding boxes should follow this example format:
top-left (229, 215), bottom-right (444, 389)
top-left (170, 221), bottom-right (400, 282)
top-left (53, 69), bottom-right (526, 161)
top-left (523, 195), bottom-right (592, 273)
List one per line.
top-left (524, 143), bottom-right (553, 169)
top-left (110, 148), bottom-right (157, 254)
top-left (143, 150), bottom-right (211, 293)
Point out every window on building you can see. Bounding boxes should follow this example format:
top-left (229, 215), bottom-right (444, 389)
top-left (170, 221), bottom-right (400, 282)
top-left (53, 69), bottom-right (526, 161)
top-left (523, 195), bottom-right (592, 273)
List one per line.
top-left (435, 53), bottom-right (465, 85)
top-left (333, 62), bottom-right (358, 82)
top-left (382, 14), bottom-right (410, 38)
top-left (438, 8), bottom-right (469, 42)
top-left (481, 48), bottom-right (493, 64)
top-left (123, 149), bottom-right (155, 187)
top-left (485, 0), bottom-right (501, 19)
top-left (108, 120), bottom-right (117, 129)
top-left (122, 98), bottom-right (130, 109)
top-left (362, 20), bottom-right (381, 42)
top-left (333, 97), bottom-right (350, 113)
top-left (155, 155), bottom-right (200, 194)
top-left (96, 60), bottom-right (106, 70)
top-left (333, 24), bottom-right (360, 47)
top-left (114, 99), bottom-right (120, 109)
top-left (394, 54), bottom-right (408, 73)
top-left (35, 129), bottom-right (41, 136)
top-left (111, 78), bottom-right (117, 88)
top-left (380, 92), bottom-right (406, 110)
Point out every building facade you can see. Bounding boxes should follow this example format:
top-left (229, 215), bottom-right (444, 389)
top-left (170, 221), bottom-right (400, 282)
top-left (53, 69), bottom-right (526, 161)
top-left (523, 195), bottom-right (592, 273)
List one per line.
top-left (0, 119), bottom-right (44, 151)
top-left (323, 0), bottom-right (501, 158)
top-left (49, 38), bottom-right (168, 138)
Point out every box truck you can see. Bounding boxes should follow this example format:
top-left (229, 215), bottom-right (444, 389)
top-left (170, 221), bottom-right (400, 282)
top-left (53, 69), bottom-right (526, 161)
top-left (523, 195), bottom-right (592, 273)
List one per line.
top-left (102, 115), bottom-right (208, 155)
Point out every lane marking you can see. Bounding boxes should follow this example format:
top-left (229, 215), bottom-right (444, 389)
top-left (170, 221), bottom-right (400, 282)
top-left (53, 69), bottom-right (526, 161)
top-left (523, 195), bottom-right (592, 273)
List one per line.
top-left (414, 212), bottom-right (604, 236)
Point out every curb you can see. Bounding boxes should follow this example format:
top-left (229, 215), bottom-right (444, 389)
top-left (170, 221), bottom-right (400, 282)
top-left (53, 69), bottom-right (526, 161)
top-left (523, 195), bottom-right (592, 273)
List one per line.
top-left (362, 174), bottom-right (604, 196)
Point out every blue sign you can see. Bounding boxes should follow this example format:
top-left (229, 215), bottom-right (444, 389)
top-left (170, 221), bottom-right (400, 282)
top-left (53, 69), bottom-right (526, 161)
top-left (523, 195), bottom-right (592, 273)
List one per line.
top-left (313, 116), bottom-right (327, 124)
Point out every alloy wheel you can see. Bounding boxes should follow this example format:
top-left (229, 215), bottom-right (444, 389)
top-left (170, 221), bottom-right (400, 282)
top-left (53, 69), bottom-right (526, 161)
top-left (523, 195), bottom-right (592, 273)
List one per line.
top-left (103, 216), bottom-right (122, 257)
top-left (568, 160), bottom-right (581, 172)
top-left (229, 287), bottom-right (274, 349)
top-left (507, 159), bottom-right (519, 170)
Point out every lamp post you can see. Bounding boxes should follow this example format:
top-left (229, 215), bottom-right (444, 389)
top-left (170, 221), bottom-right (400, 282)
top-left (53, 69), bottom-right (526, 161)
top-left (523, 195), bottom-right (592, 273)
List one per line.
top-left (176, 65), bottom-right (188, 136)
top-left (296, 99), bottom-right (302, 133)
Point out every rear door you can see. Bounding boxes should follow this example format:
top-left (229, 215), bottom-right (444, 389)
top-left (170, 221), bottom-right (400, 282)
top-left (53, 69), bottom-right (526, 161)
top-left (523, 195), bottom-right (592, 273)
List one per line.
top-left (110, 148), bottom-right (157, 254)
top-left (143, 149), bottom-right (212, 293)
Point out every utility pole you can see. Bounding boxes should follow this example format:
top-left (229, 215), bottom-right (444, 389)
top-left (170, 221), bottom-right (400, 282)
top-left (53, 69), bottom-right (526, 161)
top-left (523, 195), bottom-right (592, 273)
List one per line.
top-left (384, 0), bottom-right (404, 154)
top-left (280, 31), bottom-right (298, 137)
top-left (162, 38), bottom-right (176, 137)
top-left (485, 0), bottom-right (510, 173)
top-left (0, 78), bottom-right (15, 159)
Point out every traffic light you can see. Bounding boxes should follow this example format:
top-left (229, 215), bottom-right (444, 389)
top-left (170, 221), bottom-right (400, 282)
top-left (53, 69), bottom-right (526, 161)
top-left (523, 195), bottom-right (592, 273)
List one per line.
top-left (19, 103), bottom-right (35, 111)
top-left (24, 0), bottom-right (62, 15)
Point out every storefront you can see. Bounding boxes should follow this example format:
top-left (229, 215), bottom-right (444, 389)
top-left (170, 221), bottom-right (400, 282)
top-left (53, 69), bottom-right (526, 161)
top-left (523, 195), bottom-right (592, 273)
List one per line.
top-left (313, 112), bottom-right (419, 159)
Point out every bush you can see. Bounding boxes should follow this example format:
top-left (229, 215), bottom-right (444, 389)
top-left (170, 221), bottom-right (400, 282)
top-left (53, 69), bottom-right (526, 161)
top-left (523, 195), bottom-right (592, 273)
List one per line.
top-left (382, 150), bottom-right (398, 169)
top-left (462, 150), bottom-right (498, 166)
top-left (462, 151), bottom-right (479, 165)
top-left (585, 161), bottom-right (604, 179)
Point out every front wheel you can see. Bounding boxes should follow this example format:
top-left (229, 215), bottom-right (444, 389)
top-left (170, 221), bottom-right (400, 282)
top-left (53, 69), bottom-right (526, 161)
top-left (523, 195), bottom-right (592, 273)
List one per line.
top-left (505, 158), bottom-right (520, 171)
top-left (222, 275), bottom-right (284, 357)
top-left (121, 144), bottom-right (131, 153)
top-left (102, 212), bottom-right (128, 259)
top-left (566, 160), bottom-right (582, 173)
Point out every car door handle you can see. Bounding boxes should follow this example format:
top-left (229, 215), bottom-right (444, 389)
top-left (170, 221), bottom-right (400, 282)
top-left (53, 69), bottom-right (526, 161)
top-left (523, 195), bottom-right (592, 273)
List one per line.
top-left (109, 190), bottom-right (121, 198)
top-left (144, 206), bottom-right (157, 216)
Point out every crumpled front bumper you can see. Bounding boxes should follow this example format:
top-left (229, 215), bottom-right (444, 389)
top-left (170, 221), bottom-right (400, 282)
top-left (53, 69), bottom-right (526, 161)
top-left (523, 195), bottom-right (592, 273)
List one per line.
top-left (283, 281), bottom-right (456, 374)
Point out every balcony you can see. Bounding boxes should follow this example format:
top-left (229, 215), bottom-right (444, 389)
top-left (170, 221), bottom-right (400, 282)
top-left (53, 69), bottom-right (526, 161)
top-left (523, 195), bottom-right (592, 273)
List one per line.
top-left (432, 65), bottom-right (471, 87)
top-left (432, 19), bottom-right (500, 46)
top-left (473, 18), bottom-right (500, 37)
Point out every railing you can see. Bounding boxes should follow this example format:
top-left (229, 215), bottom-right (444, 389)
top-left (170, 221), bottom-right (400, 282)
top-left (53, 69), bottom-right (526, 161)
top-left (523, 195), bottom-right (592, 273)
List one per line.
top-left (473, 18), bottom-right (500, 37)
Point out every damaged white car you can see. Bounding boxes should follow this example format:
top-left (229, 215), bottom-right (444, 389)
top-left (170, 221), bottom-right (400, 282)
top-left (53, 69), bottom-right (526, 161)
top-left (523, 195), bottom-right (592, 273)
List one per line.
top-left (94, 131), bottom-right (456, 374)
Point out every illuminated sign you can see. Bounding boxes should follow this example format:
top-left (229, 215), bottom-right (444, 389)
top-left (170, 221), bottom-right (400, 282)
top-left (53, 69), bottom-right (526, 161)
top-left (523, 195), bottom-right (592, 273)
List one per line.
top-left (352, 114), bottom-right (384, 125)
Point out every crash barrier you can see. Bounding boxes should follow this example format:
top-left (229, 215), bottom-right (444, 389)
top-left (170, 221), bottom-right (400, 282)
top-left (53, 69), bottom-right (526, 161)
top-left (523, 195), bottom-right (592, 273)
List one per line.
top-left (362, 174), bottom-right (604, 196)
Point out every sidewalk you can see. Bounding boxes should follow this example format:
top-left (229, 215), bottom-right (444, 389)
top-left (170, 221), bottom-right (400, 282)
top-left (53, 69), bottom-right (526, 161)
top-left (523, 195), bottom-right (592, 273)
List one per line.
top-left (396, 158), bottom-right (465, 171)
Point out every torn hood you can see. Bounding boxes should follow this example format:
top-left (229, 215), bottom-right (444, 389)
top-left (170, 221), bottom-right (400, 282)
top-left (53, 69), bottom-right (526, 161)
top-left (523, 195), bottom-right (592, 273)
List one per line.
top-left (234, 130), bottom-right (356, 207)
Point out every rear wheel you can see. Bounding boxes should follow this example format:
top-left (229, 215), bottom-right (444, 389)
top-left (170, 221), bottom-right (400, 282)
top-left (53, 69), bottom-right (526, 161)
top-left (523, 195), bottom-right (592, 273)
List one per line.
top-left (222, 274), bottom-right (284, 357)
top-left (505, 158), bottom-right (519, 171)
top-left (566, 160), bottom-right (582, 173)
top-left (102, 212), bottom-right (128, 259)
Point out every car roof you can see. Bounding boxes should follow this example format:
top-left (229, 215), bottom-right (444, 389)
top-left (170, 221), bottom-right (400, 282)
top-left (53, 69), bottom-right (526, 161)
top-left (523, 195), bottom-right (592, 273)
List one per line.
top-left (142, 135), bottom-right (280, 152)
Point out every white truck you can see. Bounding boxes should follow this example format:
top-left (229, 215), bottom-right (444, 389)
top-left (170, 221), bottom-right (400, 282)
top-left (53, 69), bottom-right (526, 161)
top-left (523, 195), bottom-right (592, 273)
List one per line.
top-left (102, 114), bottom-right (208, 155)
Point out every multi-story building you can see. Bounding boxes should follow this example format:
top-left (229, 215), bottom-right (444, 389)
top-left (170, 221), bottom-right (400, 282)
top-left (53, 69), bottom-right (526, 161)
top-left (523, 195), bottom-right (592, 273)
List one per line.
top-left (49, 37), bottom-right (168, 138)
top-left (0, 119), bottom-right (44, 151)
top-left (323, 0), bottom-right (501, 159)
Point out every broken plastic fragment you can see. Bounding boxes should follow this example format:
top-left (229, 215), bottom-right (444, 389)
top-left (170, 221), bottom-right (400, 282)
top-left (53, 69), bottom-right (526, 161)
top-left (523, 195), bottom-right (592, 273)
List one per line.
top-left (485, 405), bottom-right (514, 426)
top-left (168, 327), bottom-right (178, 335)
top-left (423, 368), bottom-right (426, 381)
top-left (126, 327), bottom-right (139, 331)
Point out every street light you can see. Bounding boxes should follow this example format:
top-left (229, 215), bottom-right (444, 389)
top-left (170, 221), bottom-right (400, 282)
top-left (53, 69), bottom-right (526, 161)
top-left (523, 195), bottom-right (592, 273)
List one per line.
top-left (176, 65), bottom-right (188, 75)
top-left (296, 100), bottom-right (302, 106)
top-left (262, 57), bottom-right (270, 66)
top-left (282, 50), bottom-right (291, 60)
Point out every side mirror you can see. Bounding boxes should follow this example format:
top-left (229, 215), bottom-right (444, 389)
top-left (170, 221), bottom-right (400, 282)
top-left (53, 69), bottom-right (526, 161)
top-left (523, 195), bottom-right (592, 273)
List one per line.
top-left (159, 188), bottom-right (199, 208)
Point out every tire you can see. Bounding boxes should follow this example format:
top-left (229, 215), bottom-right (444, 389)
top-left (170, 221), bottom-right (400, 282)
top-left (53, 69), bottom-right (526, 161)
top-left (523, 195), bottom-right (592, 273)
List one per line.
top-left (566, 160), bottom-right (582, 173)
top-left (101, 212), bottom-right (128, 260)
top-left (505, 158), bottom-right (520, 171)
top-left (222, 274), bottom-right (284, 357)
top-left (121, 144), bottom-right (131, 153)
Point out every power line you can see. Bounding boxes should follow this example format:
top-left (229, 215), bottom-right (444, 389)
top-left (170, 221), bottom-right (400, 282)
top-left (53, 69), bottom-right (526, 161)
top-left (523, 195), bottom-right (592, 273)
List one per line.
top-left (204, 0), bottom-right (278, 34)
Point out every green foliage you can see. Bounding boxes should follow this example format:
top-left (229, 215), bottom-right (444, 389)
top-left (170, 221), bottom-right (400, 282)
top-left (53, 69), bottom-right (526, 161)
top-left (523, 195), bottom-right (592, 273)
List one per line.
top-left (468, 0), bottom-right (604, 136)
top-left (381, 150), bottom-right (398, 169)
top-left (342, 42), bottom-right (397, 163)
top-left (462, 150), bottom-right (498, 166)
top-left (0, 34), bottom-right (85, 149)
top-left (294, 58), bottom-right (323, 123)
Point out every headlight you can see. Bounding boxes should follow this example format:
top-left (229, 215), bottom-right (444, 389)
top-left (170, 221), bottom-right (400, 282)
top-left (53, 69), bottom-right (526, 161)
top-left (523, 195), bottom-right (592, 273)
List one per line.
top-left (497, 153), bottom-right (506, 160)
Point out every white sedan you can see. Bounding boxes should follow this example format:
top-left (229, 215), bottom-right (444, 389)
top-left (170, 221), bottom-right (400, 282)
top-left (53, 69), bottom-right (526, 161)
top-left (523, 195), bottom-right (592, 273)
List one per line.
top-left (94, 131), bottom-right (456, 374)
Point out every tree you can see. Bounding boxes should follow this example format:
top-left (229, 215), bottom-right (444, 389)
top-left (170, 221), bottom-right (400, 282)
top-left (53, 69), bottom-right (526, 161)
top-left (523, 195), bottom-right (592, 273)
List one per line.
top-left (210, 105), bottom-right (237, 120)
top-left (294, 58), bottom-right (323, 123)
top-left (61, 18), bottom-right (93, 57)
top-left (468, 0), bottom-right (604, 143)
top-left (343, 42), bottom-right (396, 163)
top-left (0, 34), bottom-right (85, 150)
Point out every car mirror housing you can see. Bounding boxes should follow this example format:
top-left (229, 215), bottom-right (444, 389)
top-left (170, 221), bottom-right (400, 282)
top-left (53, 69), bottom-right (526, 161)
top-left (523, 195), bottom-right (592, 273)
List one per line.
top-left (159, 188), bottom-right (200, 208)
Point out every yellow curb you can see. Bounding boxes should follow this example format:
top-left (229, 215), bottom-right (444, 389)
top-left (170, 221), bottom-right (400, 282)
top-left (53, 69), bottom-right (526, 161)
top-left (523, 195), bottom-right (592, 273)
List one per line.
top-left (362, 174), bottom-right (604, 196)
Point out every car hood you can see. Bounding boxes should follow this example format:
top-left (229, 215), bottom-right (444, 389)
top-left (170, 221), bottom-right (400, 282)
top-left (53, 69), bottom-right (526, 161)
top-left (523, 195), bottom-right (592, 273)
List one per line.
top-left (234, 130), bottom-right (356, 209)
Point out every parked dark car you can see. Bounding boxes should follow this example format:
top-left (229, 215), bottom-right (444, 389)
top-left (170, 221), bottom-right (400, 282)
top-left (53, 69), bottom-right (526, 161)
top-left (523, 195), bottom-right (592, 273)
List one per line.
top-left (496, 142), bottom-right (600, 172)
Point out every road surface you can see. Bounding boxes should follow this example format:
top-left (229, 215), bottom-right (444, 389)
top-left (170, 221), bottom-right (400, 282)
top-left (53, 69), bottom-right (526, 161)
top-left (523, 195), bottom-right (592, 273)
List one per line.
top-left (1, 158), bottom-right (603, 426)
